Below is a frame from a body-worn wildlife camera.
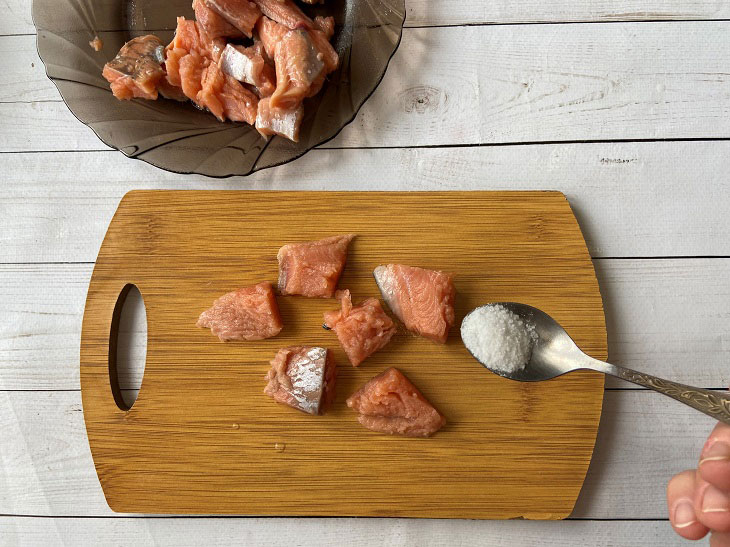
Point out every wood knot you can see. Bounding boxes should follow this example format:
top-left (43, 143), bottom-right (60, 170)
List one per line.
top-left (398, 85), bottom-right (447, 114)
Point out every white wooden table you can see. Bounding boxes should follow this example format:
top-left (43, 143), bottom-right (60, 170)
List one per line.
top-left (2, 1), bottom-right (729, 544)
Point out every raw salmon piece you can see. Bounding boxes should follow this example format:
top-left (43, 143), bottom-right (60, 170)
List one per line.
top-left (178, 51), bottom-right (206, 99)
top-left (197, 61), bottom-right (259, 124)
top-left (220, 44), bottom-right (276, 97)
top-left (373, 264), bottom-right (456, 344)
top-left (197, 282), bottom-right (283, 341)
top-left (264, 346), bottom-right (337, 414)
top-left (202, 0), bottom-right (262, 38)
top-left (313, 15), bottom-right (335, 39)
top-left (346, 368), bottom-right (446, 437)
top-left (168, 17), bottom-right (225, 61)
top-left (308, 27), bottom-right (338, 72)
top-left (103, 35), bottom-right (166, 100)
top-left (323, 290), bottom-right (396, 367)
top-left (256, 16), bottom-right (290, 60)
top-left (270, 29), bottom-right (325, 109)
top-left (165, 17), bottom-right (257, 123)
top-left (255, 97), bottom-right (303, 141)
top-left (277, 234), bottom-right (355, 298)
top-left (89, 36), bottom-right (103, 51)
top-left (252, 0), bottom-right (312, 30)
top-left (193, 0), bottom-right (243, 39)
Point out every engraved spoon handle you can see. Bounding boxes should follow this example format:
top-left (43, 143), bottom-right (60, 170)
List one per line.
top-left (582, 358), bottom-right (730, 425)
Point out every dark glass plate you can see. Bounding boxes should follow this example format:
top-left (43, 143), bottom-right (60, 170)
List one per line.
top-left (32, 0), bottom-right (405, 177)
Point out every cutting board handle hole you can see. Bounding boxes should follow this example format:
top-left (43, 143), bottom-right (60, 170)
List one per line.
top-left (109, 284), bottom-right (147, 411)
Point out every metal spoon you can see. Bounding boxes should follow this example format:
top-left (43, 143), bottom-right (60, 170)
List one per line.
top-left (461, 302), bottom-right (730, 425)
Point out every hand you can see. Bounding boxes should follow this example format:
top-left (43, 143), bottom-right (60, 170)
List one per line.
top-left (668, 422), bottom-right (730, 545)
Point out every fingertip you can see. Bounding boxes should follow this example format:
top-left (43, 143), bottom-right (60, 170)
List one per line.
top-left (697, 482), bottom-right (730, 533)
top-left (700, 439), bottom-right (730, 491)
top-left (668, 470), bottom-right (710, 540)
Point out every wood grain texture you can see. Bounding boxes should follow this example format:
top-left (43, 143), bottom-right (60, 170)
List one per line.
top-left (3, 258), bottom-right (729, 390)
top-left (0, 517), bottom-right (681, 546)
top-left (0, 390), bottom-right (706, 518)
top-left (80, 191), bottom-right (606, 517)
top-left (4, 0), bottom-right (729, 35)
top-left (3, 141), bottom-right (730, 262)
top-left (4, 22), bottom-right (730, 150)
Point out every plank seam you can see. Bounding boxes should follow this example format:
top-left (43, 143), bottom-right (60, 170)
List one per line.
top-left (0, 514), bottom-right (672, 520)
top-left (4, 137), bottom-right (730, 155)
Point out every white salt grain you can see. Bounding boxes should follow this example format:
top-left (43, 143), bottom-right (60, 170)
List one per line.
top-left (461, 304), bottom-right (537, 374)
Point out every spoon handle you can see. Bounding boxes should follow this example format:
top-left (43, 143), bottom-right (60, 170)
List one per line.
top-left (587, 359), bottom-right (730, 425)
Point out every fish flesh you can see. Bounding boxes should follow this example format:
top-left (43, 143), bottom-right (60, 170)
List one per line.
top-left (346, 368), bottom-right (446, 437)
top-left (202, 0), bottom-right (262, 38)
top-left (197, 281), bottom-right (283, 341)
top-left (270, 29), bottom-right (325, 109)
top-left (105, 1), bottom-right (339, 142)
top-left (323, 290), bottom-right (396, 367)
top-left (255, 97), bottom-right (303, 141)
top-left (256, 16), bottom-right (290, 60)
top-left (165, 17), bottom-right (258, 123)
top-left (198, 60), bottom-right (258, 124)
top-left (89, 35), bottom-right (103, 51)
top-left (193, 0), bottom-right (243, 39)
top-left (264, 346), bottom-right (337, 415)
top-left (252, 0), bottom-right (312, 30)
top-left (277, 234), bottom-right (355, 298)
top-left (313, 15), bottom-right (334, 39)
top-left (373, 264), bottom-right (456, 344)
top-left (220, 44), bottom-right (276, 97)
top-left (102, 35), bottom-right (166, 100)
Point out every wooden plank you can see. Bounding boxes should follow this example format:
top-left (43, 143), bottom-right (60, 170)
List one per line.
top-left (2, 141), bottom-right (730, 262)
top-left (0, 517), bottom-right (680, 546)
top-left (5, 22), bottom-right (730, 149)
top-left (0, 37), bottom-right (53, 103)
top-left (6, 0), bottom-right (730, 35)
top-left (3, 258), bottom-right (728, 391)
top-left (405, 0), bottom-right (730, 27)
top-left (78, 191), bottom-right (604, 518)
top-left (0, 389), bottom-right (709, 518)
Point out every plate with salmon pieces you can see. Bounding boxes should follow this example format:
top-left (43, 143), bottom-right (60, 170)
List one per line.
top-left (32, 0), bottom-right (405, 177)
top-left (81, 190), bottom-right (607, 518)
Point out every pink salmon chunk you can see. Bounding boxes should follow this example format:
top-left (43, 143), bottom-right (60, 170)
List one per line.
top-left (323, 289), bottom-right (396, 366)
top-left (197, 281), bottom-right (283, 341)
top-left (277, 234), bottom-right (355, 298)
top-left (264, 346), bottom-right (337, 415)
top-left (373, 264), bottom-right (455, 344)
top-left (346, 368), bottom-right (446, 437)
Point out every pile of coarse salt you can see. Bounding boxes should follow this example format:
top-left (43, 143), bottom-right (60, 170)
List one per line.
top-left (460, 304), bottom-right (538, 374)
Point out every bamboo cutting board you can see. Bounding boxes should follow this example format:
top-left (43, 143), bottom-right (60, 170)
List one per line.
top-left (81, 190), bottom-right (607, 518)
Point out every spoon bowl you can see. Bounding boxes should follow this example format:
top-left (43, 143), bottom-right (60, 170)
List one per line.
top-left (461, 302), bottom-right (730, 425)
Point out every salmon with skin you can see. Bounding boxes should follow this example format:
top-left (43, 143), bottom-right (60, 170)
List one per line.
top-left (373, 264), bottom-right (456, 344)
top-left (202, 0), bottom-right (262, 37)
top-left (278, 234), bottom-right (355, 298)
top-left (220, 43), bottom-right (276, 97)
top-left (264, 346), bottom-right (337, 415)
top-left (346, 368), bottom-right (446, 437)
top-left (323, 290), bottom-right (397, 367)
top-left (270, 29), bottom-right (325, 109)
top-left (198, 61), bottom-right (258, 124)
top-left (252, 0), bottom-right (312, 30)
top-left (193, 0), bottom-right (243, 39)
top-left (197, 282), bottom-right (283, 341)
top-left (165, 17), bottom-right (258, 123)
top-left (103, 35), bottom-right (166, 100)
top-left (255, 97), bottom-right (303, 141)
